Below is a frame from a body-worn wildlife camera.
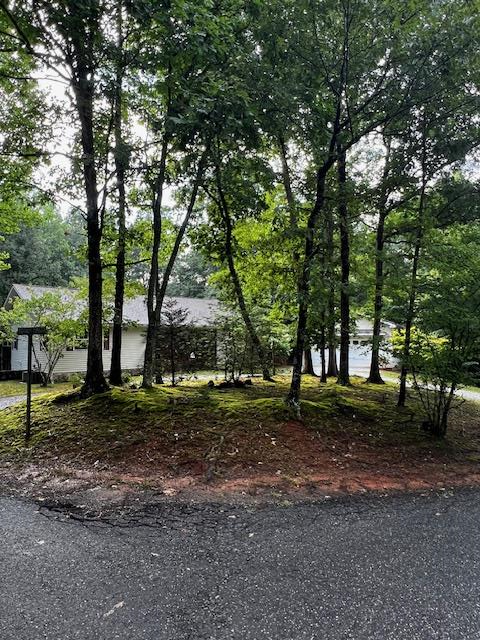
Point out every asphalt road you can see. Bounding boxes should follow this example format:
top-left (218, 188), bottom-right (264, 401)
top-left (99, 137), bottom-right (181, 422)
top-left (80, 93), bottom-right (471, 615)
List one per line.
top-left (2, 490), bottom-right (480, 639)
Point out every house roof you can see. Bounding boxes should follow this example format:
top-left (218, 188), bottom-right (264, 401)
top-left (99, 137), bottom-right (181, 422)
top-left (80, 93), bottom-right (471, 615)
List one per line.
top-left (6, 284), bottom-right (220, 327)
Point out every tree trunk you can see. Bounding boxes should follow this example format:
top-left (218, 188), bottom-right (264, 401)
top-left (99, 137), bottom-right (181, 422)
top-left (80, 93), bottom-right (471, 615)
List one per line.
top-left (367, 215), bottom-right (386, 385)
top-left (336, 145), bottom-right (350, 386)
top-left (302, 348), bottom-right (317, 376)
top-left (367, 139), bottom-right (392, 385)
top-left (319, 325), bottom-right (327, 383)
top-left (143, 148), bottom-right (207, 387)
top-left (287, 167), bottom-right (331, 407)
top-left (398, 125), bottom-right (428, 407)
top-left (278, 133), bottom-right (297, 229)
top-left (287, 94), bottom-right (342, 408)
top-left (216, 164), bottom-right (273, 382)
top-left (73, 70), bottom-right (108, 397)
top-left (110, 1), bottom-right (127, 386)
top-left (397, 236), bottom-right (421, 406)
top-left (325, 204), bottom-right (338, 377)
top-left (142, 134), bottom-right (169, 389)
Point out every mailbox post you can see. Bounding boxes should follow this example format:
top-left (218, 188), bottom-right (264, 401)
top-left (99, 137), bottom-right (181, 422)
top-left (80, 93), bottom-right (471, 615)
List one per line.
top-left (17, 327), bottom-right (47, 441)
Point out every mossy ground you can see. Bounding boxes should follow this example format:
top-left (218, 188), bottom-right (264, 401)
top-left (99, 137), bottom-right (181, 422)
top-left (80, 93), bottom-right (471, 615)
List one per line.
top-left (1, 374), bottom-right (479, 478)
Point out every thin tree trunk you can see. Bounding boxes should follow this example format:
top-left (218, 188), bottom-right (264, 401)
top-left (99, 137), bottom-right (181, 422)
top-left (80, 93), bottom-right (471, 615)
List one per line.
top-left (287, 41), bottom-right (345, 407)
top-left (325, 204), bottom-right (338, 377)
top-left (319, 324), bottom-right (327, 383)
top-left (367, 212), bottom-right (386, 385)
top-left (110, 1), bottom-right (126, 386)
top-left (142, 134), bottom-right (169, 388)
top-left (215, 165), bottom-right (273, 381)
top-left (287, 166), bottom-right (332, 407)
top-left (367, 138), bottom-right (391, 385)
top-left (302, 348), bottom-right (317, 376)
top-left (143, 148), bottom-right (208, 387)
top-left (336, 145), bottom-right (350, 386)
top-left (278, 134), bottom-right (297, 229)
top-left (397, 232), bottom-right (422, 406)
top-left (398, 125), bottom-right (428, 407)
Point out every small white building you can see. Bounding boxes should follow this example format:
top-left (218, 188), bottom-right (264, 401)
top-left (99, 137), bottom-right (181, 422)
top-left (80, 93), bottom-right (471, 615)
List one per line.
top-left (2, 284), bottom-right (219, 378)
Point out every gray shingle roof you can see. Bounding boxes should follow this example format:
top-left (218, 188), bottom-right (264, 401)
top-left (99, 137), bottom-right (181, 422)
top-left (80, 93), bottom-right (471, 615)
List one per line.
top-left (7, 284), bottom-right (220, 327)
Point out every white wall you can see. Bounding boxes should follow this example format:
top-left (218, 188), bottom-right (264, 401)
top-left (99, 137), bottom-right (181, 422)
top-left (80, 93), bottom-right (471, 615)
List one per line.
top-left (11, 327), bottom-right (146, 375)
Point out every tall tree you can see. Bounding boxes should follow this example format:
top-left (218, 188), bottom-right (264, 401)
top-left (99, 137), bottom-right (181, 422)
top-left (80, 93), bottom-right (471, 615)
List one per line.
top-left (1, 0), bottom-right (116, 395)
top-left (109, 0), bottom-right (128, 386)
top-left (336, 143), bottom-right (350, 386)
top-left (258, 0), bottom-right (441, 409)
top-left (212, 154), bottom-right (274, 381)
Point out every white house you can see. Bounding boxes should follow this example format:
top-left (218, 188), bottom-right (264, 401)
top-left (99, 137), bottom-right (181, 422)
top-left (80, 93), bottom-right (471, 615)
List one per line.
top-left (2, 284), bottom-right (219, 378)
top-left (1, 283), bottom-right (397, 378)
top-left (312, 317), bottom-right (398, 373)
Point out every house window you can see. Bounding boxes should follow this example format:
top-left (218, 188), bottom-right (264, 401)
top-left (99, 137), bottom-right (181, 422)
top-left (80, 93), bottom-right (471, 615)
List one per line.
top-left (13, 338), bottom-right (18, 350)
top-left (66, 332), bottom-right (88, 351)
top-left (353, 340), bottom-right (359, 345)
top-left (76, 330), bottom-right (88, 350)
top-left (103, 329), bottom-right (110, 351)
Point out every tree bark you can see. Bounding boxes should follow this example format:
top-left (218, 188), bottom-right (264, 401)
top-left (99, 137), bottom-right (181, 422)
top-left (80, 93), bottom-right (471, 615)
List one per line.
top-left (286, 164), bottom-right (332, 408)
top-left (325, 204), bottom-right (338, 377)
top-left (70, 50), bottom-right (108, 397)
top-left (367, 211), bottom-right (386, 384)
top-left (143, 148), bottom-right (208, 387)
top-left (302, 348), bottom-right (317, 376)
top-left (142, 134), bottom-right (169, 388)
top-left (110, 1), bottom-right (127, 386)
top-left (215, 165), bottom-right (273, 381)
top-left (397, 230), bottom-right (422, 406)
top-left (398, 124), bottom-right (428, 407)
top-left (278, 134), bottom-right (297, 229)
top-left (336, 145), bottom-right (350, 386)
top-left (367, 138), bottom-right (391, 385)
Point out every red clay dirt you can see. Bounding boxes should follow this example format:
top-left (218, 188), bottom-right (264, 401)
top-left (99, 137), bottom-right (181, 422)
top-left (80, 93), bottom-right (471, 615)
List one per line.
top-left (2, 415), bottom-right (480, 508)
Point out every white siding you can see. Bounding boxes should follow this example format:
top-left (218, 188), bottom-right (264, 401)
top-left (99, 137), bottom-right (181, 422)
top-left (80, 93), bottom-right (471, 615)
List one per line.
top-left (11, 334), bottom-right (28, 371)
top-left (11, 327), bottom-right (146, 375)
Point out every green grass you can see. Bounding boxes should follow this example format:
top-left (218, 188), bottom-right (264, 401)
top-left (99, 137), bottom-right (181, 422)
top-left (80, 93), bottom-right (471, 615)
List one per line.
top-left (0, 380), bottom-right (72, 398)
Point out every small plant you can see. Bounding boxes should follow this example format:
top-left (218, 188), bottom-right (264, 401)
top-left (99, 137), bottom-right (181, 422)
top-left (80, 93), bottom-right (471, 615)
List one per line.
top-left (68, 372), bottom-right (83, 389)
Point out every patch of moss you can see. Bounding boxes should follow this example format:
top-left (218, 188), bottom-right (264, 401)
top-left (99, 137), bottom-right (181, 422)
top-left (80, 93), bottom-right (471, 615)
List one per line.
top-left (0, 374), bottom-right (478, 463)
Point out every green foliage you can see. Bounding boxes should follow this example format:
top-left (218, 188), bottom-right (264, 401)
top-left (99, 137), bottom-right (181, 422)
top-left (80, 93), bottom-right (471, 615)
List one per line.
top-left (167, 249), bottom-right (215, 298)
top-left (0, 207), bottom-right (85, 300)
top-left (393, 224), bottom-right (480, 436)
top-left (0, 291), bottom-right (86, 384)
top-left (1, 0), bottom-right (480, 409)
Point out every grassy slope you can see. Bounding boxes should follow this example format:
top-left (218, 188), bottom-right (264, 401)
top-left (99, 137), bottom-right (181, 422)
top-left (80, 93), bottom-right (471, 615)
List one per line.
top-left (1, 376), bottom-right (479, 474)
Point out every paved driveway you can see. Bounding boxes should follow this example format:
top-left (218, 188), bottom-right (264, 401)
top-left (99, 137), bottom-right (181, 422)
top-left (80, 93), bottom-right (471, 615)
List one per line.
top-left (1, 489), bottom-right (480, 639)
top-left (0, 394), bottom-right (25, 410)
